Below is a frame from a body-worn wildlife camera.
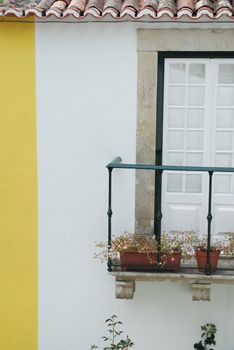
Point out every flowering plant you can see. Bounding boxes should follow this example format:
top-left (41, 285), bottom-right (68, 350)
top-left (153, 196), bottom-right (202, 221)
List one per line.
top-left (194, 236), bottom-right (224, 252)
top-left (90, 315), bottom-right (134, 350)
top-left (111, 233), bottom-right (157, 254)
top-left (95, 231), bottom-right (195, 262)
top-left (160, 232), bottom-right (195, 260)
top-left (193, 234), bottom-right (234, 254)
top-left (94, 233), bottom-right (157, 263)
top-left (222, 232), bottom-right (234, 256)
top-left (194, 323), bottom-right (217, 350)
top-left (95, 231), bottom-right (234, 264)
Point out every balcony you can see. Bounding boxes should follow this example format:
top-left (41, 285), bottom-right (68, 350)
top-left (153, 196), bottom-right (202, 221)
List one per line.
top-left (106, 157), bottom-right (234, 301)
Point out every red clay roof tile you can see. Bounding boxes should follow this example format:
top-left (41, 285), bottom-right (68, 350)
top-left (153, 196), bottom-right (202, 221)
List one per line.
top-left (1, 0), bottom-right (234, 20)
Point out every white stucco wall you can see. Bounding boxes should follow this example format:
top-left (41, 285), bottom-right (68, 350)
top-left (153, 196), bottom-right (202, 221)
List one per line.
top-left (36, 23), bottom-right (234, 350)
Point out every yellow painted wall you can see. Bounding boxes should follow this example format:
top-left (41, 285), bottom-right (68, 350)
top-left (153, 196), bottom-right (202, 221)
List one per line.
top-left (0, 19), bottom-right (37, 350)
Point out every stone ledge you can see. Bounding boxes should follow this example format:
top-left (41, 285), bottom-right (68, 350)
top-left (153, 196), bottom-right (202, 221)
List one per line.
top-left (110, 270), bottom-right (234, 301)
top-left (111, 270), bottom-right (234, 284)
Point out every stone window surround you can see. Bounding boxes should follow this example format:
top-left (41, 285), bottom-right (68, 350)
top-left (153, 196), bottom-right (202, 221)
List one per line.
top-left (135, 29), bottom-right (234, 234)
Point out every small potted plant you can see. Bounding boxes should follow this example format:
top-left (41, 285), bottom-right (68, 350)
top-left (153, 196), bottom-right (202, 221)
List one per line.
top-left (96, 232), bottom-right (194, 272)
top-left (90, 314), bottom-right (134, 350)
top-left (194, 236), bottom-right (224, 273)
top-left (111, 233), bottom-right (158, 270)
top-left (194, 323), bottom-right (217, 350)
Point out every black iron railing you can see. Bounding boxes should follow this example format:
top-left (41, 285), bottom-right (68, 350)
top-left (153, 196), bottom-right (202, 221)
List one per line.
top-left (106, 157), bottom-right (234, 275)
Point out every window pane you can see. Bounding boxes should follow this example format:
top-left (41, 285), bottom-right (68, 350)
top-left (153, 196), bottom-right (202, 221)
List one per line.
top-left (219, 64), bottom-right (234, 84)
top-left (188, 87), bottom-right (205, 106)
top-left (167, 152), bottom-right (184, 165)
top-left (185, 174), bottom-right (202, 193)
top-left (188, 64), bottom-right (205, 83)
top-left (186, 131), bottom-right (203, 150)
top-left (216, 131), bottom-right (233, 151)
top-left (169, 64), bottom-right (186, 83)
top-left (168, 109), bottom-right (185, 128)
top-left (217, 87), bottom-right (234, 106)
top-left (216, 109), bottom-right (234, 128)
top-left (214, 175), bottom-right (232, 194)
top-left (186, 153), bottom-right (203, 166)
top-left (168, 86), bottom-right (186, 106)
top-left (168, 131), bottom-right (184, 150)
top-left (215, 153), bottom-right (232, 167)
top-left (167, 173), bottom-right (183, 193)
top-left (187, 109), bottom-right (204, 128)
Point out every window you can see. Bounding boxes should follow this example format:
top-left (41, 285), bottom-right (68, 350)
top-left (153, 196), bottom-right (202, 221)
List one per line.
top-left (156, 54), bottom-right (234, 236)
top-left (136, 30), bottom-right (234, 236)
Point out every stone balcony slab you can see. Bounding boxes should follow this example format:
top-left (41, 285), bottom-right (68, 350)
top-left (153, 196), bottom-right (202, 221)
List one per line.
top-left (110, 259), bottom-right (234, 301)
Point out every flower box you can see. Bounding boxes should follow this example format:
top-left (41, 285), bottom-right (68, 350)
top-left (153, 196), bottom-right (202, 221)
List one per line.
top-left (120, 251), bottom-right (181, 272)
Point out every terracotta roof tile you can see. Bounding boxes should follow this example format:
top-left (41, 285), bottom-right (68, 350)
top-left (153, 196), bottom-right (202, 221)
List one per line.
top-left (158, 0), bottom-right (175, 12)
top-left (47, 0), bottom-right (67, 16)
top-left (1, 0), bottom-right (234, 20)
top-left (141, 0), bottom-right (158, 11)
top-left (103, 0), bottom-right (122, 11)
top-left (177, 0), bottom-right (194, 11)
top-left (86, 0), bottom-right (104, 12)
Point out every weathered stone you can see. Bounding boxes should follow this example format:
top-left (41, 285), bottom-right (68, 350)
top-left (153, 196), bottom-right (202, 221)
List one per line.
top-left (136, 51), bottom-right (157, 234)
top-left (192, 283), bottom-right (211, 301)
top-left (115, 280), bottom-right (135, 299)
top-left (138, 29), bottom-right (234, 52)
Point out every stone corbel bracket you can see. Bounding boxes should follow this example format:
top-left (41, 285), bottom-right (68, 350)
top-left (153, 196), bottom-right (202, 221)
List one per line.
top-left (192, 283), bottom-right (211, 301)
top-left (115, 280), bottom-right (211, 301)
top-left (115, 278), bottom-right (211, 301)
top-left (116, 280), bottom-right (136, 299)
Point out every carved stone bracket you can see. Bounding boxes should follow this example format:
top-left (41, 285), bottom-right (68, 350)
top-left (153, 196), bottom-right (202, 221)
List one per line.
top-left (192, 283), bottom-right (211, 301)
top-left (115, 280), bottom-right (211, 301)
top-left (115, 280), bottom-right (136, 299)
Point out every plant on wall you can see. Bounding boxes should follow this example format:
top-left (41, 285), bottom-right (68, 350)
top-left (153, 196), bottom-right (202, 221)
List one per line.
top-left (194, 323), bottom-right (217, 350)
top-left (90, 315), bottom-right (134, 350)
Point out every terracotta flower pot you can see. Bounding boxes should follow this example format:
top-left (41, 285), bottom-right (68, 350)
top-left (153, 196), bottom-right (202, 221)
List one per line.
top-left (195, 250), bottom-right (220, 273)
top-left (120, 251), bottom-right (181, 272)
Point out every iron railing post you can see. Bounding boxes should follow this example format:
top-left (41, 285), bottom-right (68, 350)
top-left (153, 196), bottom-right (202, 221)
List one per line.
top-left (154, 170), bottom-right (163, 263)
top-left (106, 157), bottom-right (122, 272)
top-left (107, 167), bottom-right (113, 272)
top-left (206, 171), bottom-right (213, 275)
